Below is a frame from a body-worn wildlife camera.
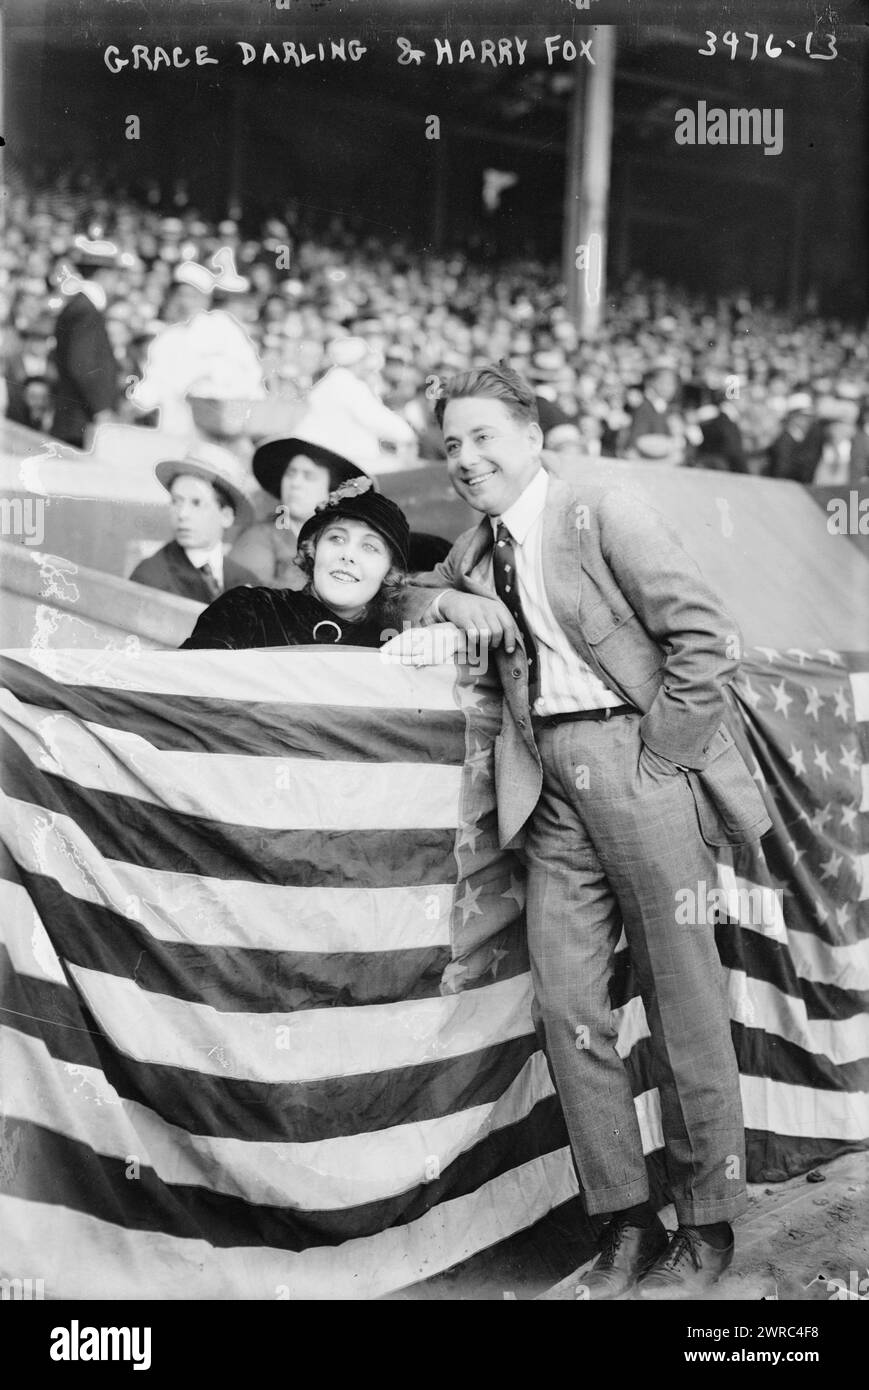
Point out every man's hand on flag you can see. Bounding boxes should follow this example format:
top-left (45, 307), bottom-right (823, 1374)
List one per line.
top-left (381, 622), bottom-right (469, 666)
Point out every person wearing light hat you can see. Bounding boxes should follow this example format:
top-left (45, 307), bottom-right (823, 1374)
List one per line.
top-left (229, 417), bottom-right (370, 588)
top-left (51, 235), bottom-right (125, 446)
top-left (305, 336), bottom-right (418, 474)
top-left (766, 391), bottom-right (822, 482)
top-left (129, 258), bottom-right (263, 437)
top-left (129, 443), bottom-right (259, 604)
top-left (181, 474), bottom-right (410, 650)
top-left (624, 363), bottom-right (687, 465)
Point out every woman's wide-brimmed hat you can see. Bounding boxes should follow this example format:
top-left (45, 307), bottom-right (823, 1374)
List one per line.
top-left (155, 441), bottom-right (257, 530)
top-left (252, 415), bottom-right (371, 498)
top-left (298, 475), bottom-right (410, 570)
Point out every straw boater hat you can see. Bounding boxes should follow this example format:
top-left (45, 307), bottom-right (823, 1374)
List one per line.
top-left (173, 261), bottom-right (215, 295)
top-left (252, 415), bottom-right (371, 499)
top-left (155, 441), bottom-right (257, 530)
top-left (70, 235), bottom-right (135, 271)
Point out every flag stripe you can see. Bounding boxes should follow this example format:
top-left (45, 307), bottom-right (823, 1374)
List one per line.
top-left (740, 1073), bottom-right (869, 1142)
top-left (2, 971), bottom-right (540, 1143)
top-left (0, 1147), bottom-right (579, 1301)
top-left (850, 669), bottom-right (869, 721)
top-left (66, 965), bottom-right (535, 1083)
top-left (2, 648), bottom-right (478, 711)
top-left (2, 1027), bottom-right (558, 1211)
top-left (0, 823), bottom-right (457, 954)
top-left (716, 923), bottom-right (869, 1021)
top-left (0, 749), bottom-right (461, 887)
top-left (4, 871), bottom-right (526, 1011)
top-left (0, 702), bottom-right (465, 830)
top-left (726, 970), bottom-right (869, 1065)
top-left (0, 656), bottom-right (470, 763)
top-left (732, 1022), bottom-right (869, 1092)
top-left (2, 1096), bottom-right (571, 1249)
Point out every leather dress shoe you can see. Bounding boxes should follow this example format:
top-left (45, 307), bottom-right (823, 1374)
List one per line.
top-left (637, 1225), bottom-right (734, 1299)
top-left (575, 1214), bottom-right (669, 1300)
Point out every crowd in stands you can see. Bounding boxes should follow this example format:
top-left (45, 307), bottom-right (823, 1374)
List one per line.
top-left (3, 173), bottom-right (868, 485)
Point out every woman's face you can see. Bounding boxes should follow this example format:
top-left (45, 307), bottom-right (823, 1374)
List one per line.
top-left (279, 455), bottom-right (331, 522)
top-left (313, 517), bottom-right (392, 618)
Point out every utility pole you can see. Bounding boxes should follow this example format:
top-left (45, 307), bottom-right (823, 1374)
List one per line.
top-left (563, 27), bottom-right (617, 337)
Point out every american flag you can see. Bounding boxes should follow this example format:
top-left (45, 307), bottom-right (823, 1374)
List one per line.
top-left (0, 643), bottom-right (866, 1298)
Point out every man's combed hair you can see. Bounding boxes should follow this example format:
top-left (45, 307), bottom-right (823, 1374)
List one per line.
top-left (433, 361), bottom-right (539, 429)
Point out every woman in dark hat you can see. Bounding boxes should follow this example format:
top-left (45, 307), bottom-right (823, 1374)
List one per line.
top-left (228, 421), bottom-right (370, 588)
top-left (181, 476), bottom-right (410, 650)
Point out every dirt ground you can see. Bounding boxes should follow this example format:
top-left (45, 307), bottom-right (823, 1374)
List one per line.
top-left (540, 1149), bottom-right (869, 1302)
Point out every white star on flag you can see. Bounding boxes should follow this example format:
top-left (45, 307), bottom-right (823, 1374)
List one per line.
top-left (834, 904), bottom-right (851, 932)
top-left (832, 687), bottom-right (851, 721)
top-left (839, 803), bottom-right (858, 833)
top-left (770, 680), bottom-right (793, 717)
top-left (786, 649), bottom-right (812, 666)
top-left (812, 746), bottom-right (832, 780)
top-left (786, 838), bottom-right (805, 867)
top-left (465, 738), bottom-right (491, 787)
top-left (456, 679), bottom-right (492, 710)
top-left (737, 676), bottom-right (762, 710)
top-left (500, 875), bottom-right (525, 910)
top-left (839, 744), bottom-right (861, 777)
top-left (787, 744), bottom-right (807, 777)
top-left (488, 945), bottom-right (509, 977)
top-left (813, 898), bottom-right (829, 925)
top-left (819, 851), bottom-right (842, 882)
top-left (457, 882), bottom-right (483, 922)
top-left (818, 649), bottom-right (844, 666)
top-left (754, 647), bottom-right (781, 662)
top-left (804, 686), bottom-right (824, 721)
top-left (456, 819), bottom-right (480, 853)
top-left (810, 803), bottom-right (833, 835)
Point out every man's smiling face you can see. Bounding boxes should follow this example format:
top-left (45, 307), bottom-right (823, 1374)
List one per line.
top-left (442, 396), bottom-right (543, 517)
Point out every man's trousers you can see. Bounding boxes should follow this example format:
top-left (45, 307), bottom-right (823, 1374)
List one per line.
top-left (523, 711), bottom-right (747, 1225)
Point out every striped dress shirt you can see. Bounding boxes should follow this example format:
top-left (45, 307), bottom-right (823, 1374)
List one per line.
top-left (475, 468), bottom-right (623, 715)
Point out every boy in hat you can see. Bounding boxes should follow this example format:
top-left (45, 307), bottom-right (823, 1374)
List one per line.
top-left (52, 235), bottom-right (125, 447)
top-left (129, 443), bottom-right (259, 603)
top-left (228, 417), bottom-right (370, 588)
top-left (181, 475), bottom-right (409, 650)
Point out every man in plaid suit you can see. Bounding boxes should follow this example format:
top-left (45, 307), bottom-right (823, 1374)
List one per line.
top-left (398, 363), bottom-right (770, 1299)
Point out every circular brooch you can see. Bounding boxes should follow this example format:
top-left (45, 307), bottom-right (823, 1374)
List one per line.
top-left (312, 619), bottom-right (342, 644)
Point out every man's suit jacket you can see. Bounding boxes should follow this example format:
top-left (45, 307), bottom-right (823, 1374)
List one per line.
top-left (52, 292), bottom-right (119, 447)
top-left (626, 397), bottom-right (682, 459)
top-left (767, 423), bottom-right (824, 483)
top-left (403, 475), bottom-right (772, 851)
top-left (129, 541), bottom-right (259, 604)
top-left (697, 412), bottom-right (747, 473)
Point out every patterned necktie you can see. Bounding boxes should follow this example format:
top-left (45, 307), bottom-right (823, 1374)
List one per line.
top-left (199, 562), bottom-right (221, 601)
top-left (492, 521), bottom-right (539, 701)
